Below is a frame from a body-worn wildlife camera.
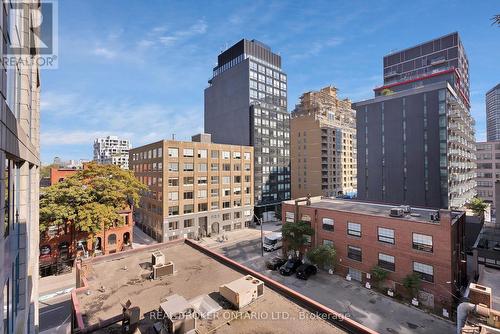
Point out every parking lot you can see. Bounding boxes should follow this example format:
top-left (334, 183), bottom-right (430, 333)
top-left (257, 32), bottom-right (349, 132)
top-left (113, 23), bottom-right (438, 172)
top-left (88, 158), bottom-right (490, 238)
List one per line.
top-left (211, 226), bottom-right (455, 334)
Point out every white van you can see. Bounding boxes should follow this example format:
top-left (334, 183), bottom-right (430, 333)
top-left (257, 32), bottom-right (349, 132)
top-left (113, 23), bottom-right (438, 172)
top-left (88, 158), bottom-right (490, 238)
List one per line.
top-left (263, 232), bottom-right (283, 252)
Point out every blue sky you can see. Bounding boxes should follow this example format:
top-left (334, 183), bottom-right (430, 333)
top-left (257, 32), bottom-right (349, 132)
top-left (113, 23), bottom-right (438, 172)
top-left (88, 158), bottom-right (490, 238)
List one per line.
top-left (41, 0), bottom-right (500, 164)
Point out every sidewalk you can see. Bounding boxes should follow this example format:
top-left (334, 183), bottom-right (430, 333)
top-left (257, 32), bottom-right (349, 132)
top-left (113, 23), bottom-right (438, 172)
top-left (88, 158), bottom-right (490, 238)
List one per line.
top-left (132, 225), bottom-right (158, 247)
top-left (39, 272), bottom-right (75, 300)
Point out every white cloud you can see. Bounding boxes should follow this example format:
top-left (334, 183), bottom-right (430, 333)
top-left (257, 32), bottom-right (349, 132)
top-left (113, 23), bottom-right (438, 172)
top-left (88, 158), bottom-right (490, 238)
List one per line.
top-left (290, 36), bottom-right (344, 60)
top-left (93, 47), bottom-right (116, 59)
top-left (139, 19), bottom-right (208, 50)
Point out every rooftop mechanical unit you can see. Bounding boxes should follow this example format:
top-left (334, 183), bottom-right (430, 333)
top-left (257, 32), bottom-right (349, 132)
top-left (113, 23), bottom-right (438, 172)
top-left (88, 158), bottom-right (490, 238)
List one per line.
top-left (153, 261), bottom-right (174, 280)
top-left (389, 207), bottom-right (404, 217)
top-left (159, 294), bottom-right (197, 334)
top-left (219, 275), bottom-right (264, 309)
top-left (152, 250), bottom-right (165, 266)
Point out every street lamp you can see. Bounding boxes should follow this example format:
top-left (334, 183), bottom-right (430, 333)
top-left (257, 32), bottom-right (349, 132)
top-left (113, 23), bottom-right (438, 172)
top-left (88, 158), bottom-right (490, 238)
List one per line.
top-left (253, 213), bottom-right (264, 257)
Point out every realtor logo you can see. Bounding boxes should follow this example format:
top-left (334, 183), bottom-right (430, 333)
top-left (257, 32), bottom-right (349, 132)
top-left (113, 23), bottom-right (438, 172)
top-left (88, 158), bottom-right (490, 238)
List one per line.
top-left (3, 0), bottom-right (58, 69)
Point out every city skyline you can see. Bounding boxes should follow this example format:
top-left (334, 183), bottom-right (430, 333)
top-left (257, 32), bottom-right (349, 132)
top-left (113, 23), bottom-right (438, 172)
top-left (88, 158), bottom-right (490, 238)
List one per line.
top-left (41, 0), bottom-right (499, 163)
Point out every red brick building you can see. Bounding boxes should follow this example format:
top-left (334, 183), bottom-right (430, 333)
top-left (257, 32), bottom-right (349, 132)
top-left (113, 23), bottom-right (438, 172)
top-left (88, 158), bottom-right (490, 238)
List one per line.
top-left (39, 209), bottom-right (134, 276)
top-left (282, 196), bottom-right (467, 311)
top-left (40, 166), bottom-right (135, 275)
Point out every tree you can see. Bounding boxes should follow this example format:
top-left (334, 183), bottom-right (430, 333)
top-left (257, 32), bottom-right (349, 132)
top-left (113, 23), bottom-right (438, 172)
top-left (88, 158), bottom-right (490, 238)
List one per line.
top-left (402, 273), bottom-right (421, 298)
top-left (281, 220), bottom-right (314, 256)
top-left (307, 244), bottom-right (336, 270)
top-left (467, 197), bottom-right (487, 216)
top-left (380, 88), bottom-right (394, 96)
top-left (40, 164), bottom-right (58, 179)
top-left (370, 266), bottom-right (389, 289)
top-left (40, 162), bottom-right (147, 234)
top-left (492, 14), bottom-right (500, 26)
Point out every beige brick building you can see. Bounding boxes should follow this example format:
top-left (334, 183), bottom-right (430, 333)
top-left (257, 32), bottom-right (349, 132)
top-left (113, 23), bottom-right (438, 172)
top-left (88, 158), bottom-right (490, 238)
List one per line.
top-left (1, 1), bottom-right (41, 333)
top-left (476, 141), bottom-right (500, 214)
top-left (291, 86), bottom-right (356, 198)
top-left (130, 134), bottom-right (254, 242)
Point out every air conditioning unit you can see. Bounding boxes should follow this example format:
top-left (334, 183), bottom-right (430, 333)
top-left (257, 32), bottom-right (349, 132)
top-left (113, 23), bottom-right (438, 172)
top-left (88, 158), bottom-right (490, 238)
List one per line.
top-left (159, 294), bottom-right (197, 334)
top-left (219, 275), bottom-right (264, 309)
top-left (152, 250), bottom-right (165, 266)
top-left (389, 208), bottom-right (404, 217)
top-left (153, 261), bottom-right (174, 279)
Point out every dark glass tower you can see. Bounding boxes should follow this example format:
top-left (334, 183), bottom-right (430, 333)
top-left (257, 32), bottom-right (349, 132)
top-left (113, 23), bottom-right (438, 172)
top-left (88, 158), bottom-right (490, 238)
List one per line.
top-left (205, 39), bottom-right (291, 220)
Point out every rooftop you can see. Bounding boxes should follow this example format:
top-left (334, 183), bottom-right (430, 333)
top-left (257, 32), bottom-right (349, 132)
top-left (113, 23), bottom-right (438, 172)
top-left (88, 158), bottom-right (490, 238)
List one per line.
top-left (283, 197), bottom-right (453, 224)
top-left (75, 241), bottom-right (349, 334)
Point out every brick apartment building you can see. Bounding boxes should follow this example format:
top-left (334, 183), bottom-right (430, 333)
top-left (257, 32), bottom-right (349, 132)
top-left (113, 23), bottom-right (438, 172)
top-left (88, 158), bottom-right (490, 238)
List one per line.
top-left (129, 134), bottom-right (254, 242)
top-left (282, 197), bottom-right (467, 309)
top-left (39, 167), bottom-right (134, 276)
top-left (291, 86), bottom-right (357, 198)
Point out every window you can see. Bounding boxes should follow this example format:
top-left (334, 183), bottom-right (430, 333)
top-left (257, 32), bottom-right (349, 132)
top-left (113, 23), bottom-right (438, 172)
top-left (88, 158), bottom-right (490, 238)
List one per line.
top-left (234, 176), bottom-right (241, 183)
top-left (168, 192), bottom-right (178, 201)
top-left (322, 218), bottom-right (334, 231)
top-left (198, 189), bottom-right (207, 198)
top-left (168, 162), bottom-right (178, 172)
top-left (222, 151), bottom-right (230, 159)
top-left (347, 222), bottom-right (361, 237)
top-left (378, 227), bottom-right (395, 244)
top-left (197, 176), bottom-right (207, 184)
top-left (183, 191), bottom-right (193, 200)
top-left (234, 211), bottom-right (241, 219)
top-left (323, 239), bottom-right (334, 247)
top-left (244, 152), bottom-right (251, 160)
top-left (222, 224), bottom-right (231, 232)
top-left (211, 176), bottom-right (219, 184)
top-left (378, 253), bottom-right (395, 271)
top-left (211, 189), bottom-right (219, 197)
top-left (168, 221), bottom-right (179, 230)
top-left (183, 204), bottom-right (194, 214)
top-left (183, 176), bottom-right (194, 186)
top-left (197, 149), bottom-right (207, 158)
top-left (222, 176), bottom-right (231, 184)
top-left (168, 178), bottom-right (178, 187)
top-left (211, 163), bottom-right (219, 171)
top-left (183, 148), bottom-right (194, 157)
top-left (168, 148), bottom-right (178, 157)
top-left (211, 201), bottom-right (219, 210)
top-left (223, 201), bottom-right (230, 208)
top-left (211, 150), bottom-right (219, 159)
top-left (412, 233), bottom-right (433, 252)
top-left (184, 219), bottom-right (193, 228)
top-left (198, 163), bottom-right (207, 172)
top-left (108, 234), bottom-right (117, 245)
top-left (168, 206), bottom-right (179, 216)
top-left (413, 262), bottom-right (434, 282)
top-left (285, 212), bottom-right (294, 223)
top-left (347, 245), bottom-right (362, 262)
top-left (222, 163), bottom-right (231, 171)
top-left (198, 203), bottom-right (208, 211)
top-left (223, 213), bottom-right (231, 221)
top-left (183, 163), bottom-right (194, 171)
top-left (4, 159), bottom-right (11, 237)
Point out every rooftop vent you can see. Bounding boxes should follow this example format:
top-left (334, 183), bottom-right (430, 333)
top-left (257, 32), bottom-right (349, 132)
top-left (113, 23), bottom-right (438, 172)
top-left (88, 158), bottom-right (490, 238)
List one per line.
top-left (399, 205), bottom-right (411, 214)
top-left (389, 208), bottom-right (404, 217)
top-left (153, 261), bottom-right (174, 279)
top-left (159, 294), bottom-right (197, 334)
top-left (219, 275), bottom-right (264, 309)
top-left (152, 250), bottom-right (165, 266)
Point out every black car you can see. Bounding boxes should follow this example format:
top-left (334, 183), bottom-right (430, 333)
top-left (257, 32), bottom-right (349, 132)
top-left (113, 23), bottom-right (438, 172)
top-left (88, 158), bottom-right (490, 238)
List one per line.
top-left (265, 257), bottom-right (287, 270)
top-left (296, 264), bottom-right (317, 280)
top-left (279, 259), bottom-right (302, 276)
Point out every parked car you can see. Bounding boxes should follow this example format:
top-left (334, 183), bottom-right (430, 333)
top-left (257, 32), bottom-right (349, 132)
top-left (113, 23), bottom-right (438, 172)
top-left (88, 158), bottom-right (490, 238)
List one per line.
top-left (279, 258), bottom-right (302, 276)
top-left (296, 264), bottom-right (317, 280)
top-left (265, 257), bottom-right (287, 270)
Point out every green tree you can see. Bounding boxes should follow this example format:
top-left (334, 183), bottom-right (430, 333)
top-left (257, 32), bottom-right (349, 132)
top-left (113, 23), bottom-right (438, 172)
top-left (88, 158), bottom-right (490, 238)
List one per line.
top-left (492, 14), bottom-right (500, 26)
top-left (307, 244), bottom-right (336, 270)
top-left (467, 197), bottom-right (487, 216)
top-left (281, 220), bottom-right (314, 256)
top-left (371, 266), bottom-right (389, 289)
top-left (40, 162), bottom-right (147, 234)
top-left (402, 273), bottom-right (421, 298)
top-left (40, 164), bottom-right (58, 179)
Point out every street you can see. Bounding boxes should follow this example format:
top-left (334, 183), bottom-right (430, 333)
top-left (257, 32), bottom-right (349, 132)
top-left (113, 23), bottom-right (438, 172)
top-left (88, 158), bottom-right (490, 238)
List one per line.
top-left (210, 224), bottom-right (456, 334)
top-left (39, 294), bottom-right (72, 334)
